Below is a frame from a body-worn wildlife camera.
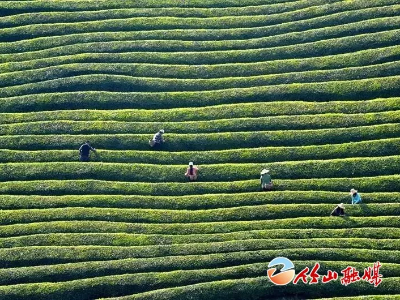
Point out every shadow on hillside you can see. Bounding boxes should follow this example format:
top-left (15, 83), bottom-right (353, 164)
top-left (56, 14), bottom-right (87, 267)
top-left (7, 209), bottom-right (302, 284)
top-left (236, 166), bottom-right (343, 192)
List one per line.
top-left (357, 203), bottom-right (373, 216)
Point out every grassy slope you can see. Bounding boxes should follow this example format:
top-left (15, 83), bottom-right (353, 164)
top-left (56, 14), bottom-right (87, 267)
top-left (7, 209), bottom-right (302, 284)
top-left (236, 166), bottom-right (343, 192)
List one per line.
top-left (0, 0), bottom-right (399, 299)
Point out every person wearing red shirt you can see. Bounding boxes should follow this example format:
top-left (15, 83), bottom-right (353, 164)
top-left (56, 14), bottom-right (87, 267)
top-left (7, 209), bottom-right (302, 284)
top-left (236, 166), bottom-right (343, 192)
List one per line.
top-left (185, 162), bottom-right (199, 181)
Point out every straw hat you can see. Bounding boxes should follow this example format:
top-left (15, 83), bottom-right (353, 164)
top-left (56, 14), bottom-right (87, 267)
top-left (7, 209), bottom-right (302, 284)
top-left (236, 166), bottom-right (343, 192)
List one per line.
top-left (189, 162), bottom-right (194, 166)
top-left (338, 203), bottom-right (345, 209)
top-left (261, 169), bottom-right (269, 175)
top-left (350, 188), bottom-right (357, 195)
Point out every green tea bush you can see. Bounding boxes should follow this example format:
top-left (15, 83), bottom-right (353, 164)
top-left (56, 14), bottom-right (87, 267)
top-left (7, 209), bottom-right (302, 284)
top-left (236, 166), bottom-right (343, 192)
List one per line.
top-left (0, 0), bottom-right (307, 14)
top-left (0, 244), bottom-right (399, 268)
top-left (0, 123), bottom-right (399, 151)
top-left (1, 2), bottom-right (398, 42)
top-left (1, 98), bottom-right (399, 121)
top-left (2, 28), bottom-right (400, 64)
top-left (0, 191), bottom-right (398, 210)
top-left (1, 76), bottom-right (399, 111)
top-left (0, 175), bottom-right (399, 196)
top-left (2, 61), bottom-right (400, 95)
top-left (1, 227), bottom-right (400, 248)
top-left (0, 0), bottom-right (399, 298)
top-left (1, 111), bottom-right (399, 135)
top-left (101, 276), bottom-right (400, 300)
top-left (1, 44), bottom-right (400, 80)
top-left (0, 261), bottom-right (399, 300)
top-left (2, 17), bottom-right (399, 57)
top-left (0, 0), bottom-right (345, 27)
top-left (0, 252), bottom-right (398, 286)
top-left (0, 156), bottom-right (398, 182)
top-left (1, 137), bottom-right (398, 164)
top-left (1, 203), bottom-right (399, 225)
top-left (0, 216), bottom-right (398, 236)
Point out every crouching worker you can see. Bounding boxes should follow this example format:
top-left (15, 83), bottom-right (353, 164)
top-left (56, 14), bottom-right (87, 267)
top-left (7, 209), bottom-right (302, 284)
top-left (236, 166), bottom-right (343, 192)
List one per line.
top-left (149, 129), bottom-right (165, 149)
top-left (79, 141), bottom-right (96, 162)
top-left (331, 203), bottom-right (345, 217)
top-left (185, 162), bottom-right (199, 181)
top-left (350, 188), bottom-right (362, 204)
top-left (260, 169), bottom-right (273, 191)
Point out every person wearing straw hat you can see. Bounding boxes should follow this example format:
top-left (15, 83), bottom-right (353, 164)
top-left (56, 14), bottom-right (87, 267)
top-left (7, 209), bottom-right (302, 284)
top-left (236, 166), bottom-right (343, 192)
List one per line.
top-left (260, 169), bottom-right (273, 191)
top-left (150, 129), bottom-right (165, 149)
top-left (350, 188), bottom-right (362, 204)
top-left (185, 162), bottom-right (199, 181)
top-left (330, 203), bottom-right (345, 217)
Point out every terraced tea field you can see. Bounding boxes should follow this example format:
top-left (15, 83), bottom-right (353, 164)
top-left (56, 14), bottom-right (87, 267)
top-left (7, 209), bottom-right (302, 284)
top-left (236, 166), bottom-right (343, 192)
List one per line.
top-left (0, 0), bottom-right (400, 299)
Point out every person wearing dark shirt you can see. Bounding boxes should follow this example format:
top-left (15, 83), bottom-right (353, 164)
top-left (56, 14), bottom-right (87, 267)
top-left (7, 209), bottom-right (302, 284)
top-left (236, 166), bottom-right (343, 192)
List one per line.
top-left (330, 203), bottom-right (345, 217)
top-left (79, 141), bottom-right (96, 162)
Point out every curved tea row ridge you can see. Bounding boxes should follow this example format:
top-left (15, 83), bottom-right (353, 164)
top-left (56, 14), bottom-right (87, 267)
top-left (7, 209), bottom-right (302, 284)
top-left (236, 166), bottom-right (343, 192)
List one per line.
top-left (0, 0), bottom-right (348, 27)
top-left (1, 59), bottom-right (400, 91)
top-left (0, 137), bottom-right (398, 163)
top-left (2, 26), bottom-right (400, 64)
top-left (1, 217), bottom-right (399, 236)
top-left (0, 246), bottom-right (399, 268)
top-left (0, 0), bottom-right (399, 299)
top-left (1, 204), bottom-right (400, 225)
top-left (2, 229), bottom-right (400, 248)
top-left (0, 175), bottom-right (399, 195)
top-left (100, 276), bottom-right (400, 300)
top-left (0, 257), bottom-right (398, 286)
top-left (1, 111), bottom-right (399, 135)
top-left (1, 76), bottom-right (400, 112)
top-left (0, 155), bottom-right (398, 182)
top-left (0, 0), bottom-right (307, 14)
top-left (1, 3), bottom-right (399, 52)
top-left (1, 98), bottom-right (399, 122)
top-left (1, 44), bottom-right (400, 78)
top-left (0, 262), bottom-right (398, 300)
top-left (2, 16), bottom-right (399, 57)
top-left (1, 123), bottom-right (399, 150)
top-left (2, 2), bottom-right (399, 43)
top-left (1, 191), bottom-right (399, 210)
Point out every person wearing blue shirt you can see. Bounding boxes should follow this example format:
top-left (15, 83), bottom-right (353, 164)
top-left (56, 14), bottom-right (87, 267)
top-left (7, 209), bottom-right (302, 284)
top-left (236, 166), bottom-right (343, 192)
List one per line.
top-left (350, 188), bottom-right (362, 204)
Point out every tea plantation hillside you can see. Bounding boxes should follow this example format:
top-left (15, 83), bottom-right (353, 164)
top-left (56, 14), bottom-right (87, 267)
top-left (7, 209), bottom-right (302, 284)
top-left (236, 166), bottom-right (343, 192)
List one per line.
top-left (0, 0), bottom-right (400, 299)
